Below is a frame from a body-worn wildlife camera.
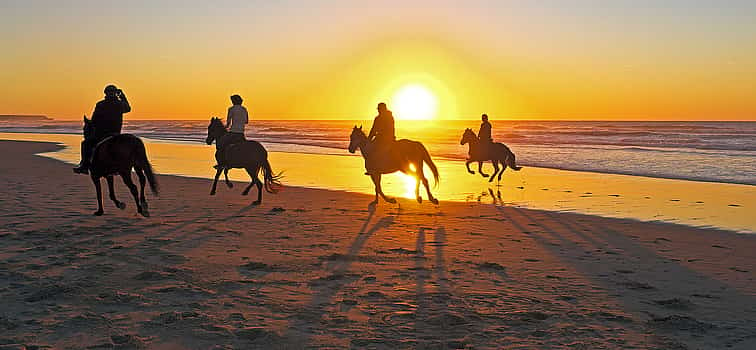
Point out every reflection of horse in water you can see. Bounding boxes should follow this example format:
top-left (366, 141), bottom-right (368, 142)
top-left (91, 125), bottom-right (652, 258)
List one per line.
top-left (84, 117), bottom-right (158, 217)
top-left (348, 126), bottom-right (439, 205)
top-left (205, 117), bottom-right (281, 205)
top-left (460, 128), bottom-right (521, 183)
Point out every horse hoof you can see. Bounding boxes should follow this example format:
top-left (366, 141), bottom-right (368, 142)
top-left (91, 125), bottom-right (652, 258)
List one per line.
top-left (242, 191), bottom-right (249, 196)
top-left (141, 200), bottom-right (149, 209)
top-left (430, 198), bottom-right (439, 205)
top-left (140, 210), bottom-right (150, 218)
top-left (468, 171), bottom-right (475, 175)
top-left (226, 182), bottom-right (234, 189)
top-left (488, 177), bottom-right (495, 183)
top-left (482, 174), bottom-right (490, 178)
top-left (116, 202), bottom-right (126, 210)
top-left (93, 210), bottom-right (104, 216)
top-left (252, 200), bottom-right (261, 206)
top-left (416, 197), bottom-right (423, 203)
top-left (210, 191), bottom-right (216, 196)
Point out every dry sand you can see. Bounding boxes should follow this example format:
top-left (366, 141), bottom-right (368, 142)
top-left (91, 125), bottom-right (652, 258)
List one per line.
top-left (1, 140), bottom-right (755, 349)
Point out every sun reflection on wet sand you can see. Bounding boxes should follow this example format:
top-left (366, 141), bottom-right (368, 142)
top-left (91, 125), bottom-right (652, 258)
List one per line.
top-left (2, 133), bottom-right (753, 233)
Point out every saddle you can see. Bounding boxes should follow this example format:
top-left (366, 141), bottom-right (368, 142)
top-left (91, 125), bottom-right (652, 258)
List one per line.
top-left (366, 140), bottom-right (402, 173)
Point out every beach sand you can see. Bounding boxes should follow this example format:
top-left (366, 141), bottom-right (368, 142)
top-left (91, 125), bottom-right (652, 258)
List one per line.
top-left (1, 140), bottom-right (755, 349)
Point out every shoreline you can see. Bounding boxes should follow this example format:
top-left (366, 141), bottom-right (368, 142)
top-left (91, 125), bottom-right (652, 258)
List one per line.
top-left (2, 132), bottom-right (754, 234)
top-left (1, 129), bottom-right (755, 187)
top-left (0, 139), bottom-right (754, 349)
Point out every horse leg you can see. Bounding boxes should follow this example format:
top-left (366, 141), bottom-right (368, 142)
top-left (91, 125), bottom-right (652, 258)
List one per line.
top-left (488, 160), bottom-right (500, 183)
top-left (106, 175), bottom-right (126, 210)
top-left (369, 174), bottom-right (380, 206)
top-left (224, 168), bottom-right (233, 188)
top-left (91, 175), bottom-right (104, 216)
top-left (420, 172), bottom-right (439, 205)
top-left (465, 160), bottom-right (475, 174)
top-left (245, 166), bottom-right (263, 205)
top-left (241, 167), bottom-right (257, 196)
top-left (121, 171), bottom-right (147, 217)
top-left (375, 173), bottom-right (395, 204)
top-left (135, 168), bottom-right (148, 209)
top-left (414, 166), bottom-right (423, 203)
top-left (478, 161), bottom-right (489, 177)
top-left (498, 159), bottom-right (506, 182)
top-left (210, 168), bottom-right (222, 195)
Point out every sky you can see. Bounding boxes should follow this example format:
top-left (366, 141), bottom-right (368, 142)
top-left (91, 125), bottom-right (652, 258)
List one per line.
top-left (1, 0), bottom-right (754, 120)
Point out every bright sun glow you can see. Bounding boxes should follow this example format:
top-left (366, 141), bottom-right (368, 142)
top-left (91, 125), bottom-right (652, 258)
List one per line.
top-left (392, 84), bottom-right (438, 120)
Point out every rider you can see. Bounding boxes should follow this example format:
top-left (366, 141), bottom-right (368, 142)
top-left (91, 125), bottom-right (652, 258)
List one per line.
top-left (365, 102), bottom-right (396, 175)
top-left (213, 94), bottom-right (249, 169)
top-left (478, 113), bottom-right (493, 158)
top-left (73, 85), bottom-right (131, 174)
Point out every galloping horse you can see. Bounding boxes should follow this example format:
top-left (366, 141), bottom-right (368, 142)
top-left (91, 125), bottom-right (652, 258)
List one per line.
top-left (84, 117), bottom-right (159, 217)
top-left (460, 128), bottom-right (521, 183)
top-left (348, 126), bottom-right (439, 205)
top-left (205, 117), bottom-right (281, 205)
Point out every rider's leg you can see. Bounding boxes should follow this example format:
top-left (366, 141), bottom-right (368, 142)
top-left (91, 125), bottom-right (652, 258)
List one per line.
top-left (74, 139), bottom-right (93, 174)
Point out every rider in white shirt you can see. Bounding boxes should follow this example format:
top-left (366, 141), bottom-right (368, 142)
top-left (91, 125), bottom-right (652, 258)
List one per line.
top-left (213, 94), bottom-right (249, 169)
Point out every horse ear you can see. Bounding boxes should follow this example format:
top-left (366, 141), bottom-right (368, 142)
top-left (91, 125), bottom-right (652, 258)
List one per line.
top-left (359, 124), bottom-right (362, 129)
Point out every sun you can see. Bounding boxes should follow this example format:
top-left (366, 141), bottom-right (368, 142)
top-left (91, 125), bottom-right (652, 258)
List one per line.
top-left (391, 84), bottom-right (438, 120)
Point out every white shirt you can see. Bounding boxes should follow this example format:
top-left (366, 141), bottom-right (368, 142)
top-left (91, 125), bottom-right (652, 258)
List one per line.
top-left (226, 105), bottom-right (249, 134)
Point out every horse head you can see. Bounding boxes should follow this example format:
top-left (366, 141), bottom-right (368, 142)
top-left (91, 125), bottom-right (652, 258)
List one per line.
top-left (348, 125), bottom-right (365, 154)
top-left (206, 117), bottom-right (225, 145)
top-left (460, 128), bottom-right (477, 145)
top-left (83, 115), bottom-right (95, 140)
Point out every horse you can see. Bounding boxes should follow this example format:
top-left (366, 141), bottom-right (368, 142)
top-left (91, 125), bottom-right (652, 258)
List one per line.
top-left (205, 117), bottom-right (281, 205)
top-left (460, 128), bottom-right (521, 183)
top-left (83, 117), bottom-right (159, 217)
top-left (348, 126), bottom-right (440, 205)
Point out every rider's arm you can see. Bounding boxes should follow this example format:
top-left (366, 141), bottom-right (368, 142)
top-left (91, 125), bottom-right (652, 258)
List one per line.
top-left (367, 117), bottom-right (378, 140)
top-left (119, 92), bottom-right (131, 113)
top-left (226, 107), bottom-right (233, 130)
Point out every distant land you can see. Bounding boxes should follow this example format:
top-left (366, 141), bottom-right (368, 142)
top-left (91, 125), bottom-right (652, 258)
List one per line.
top-left (0, 115), bottom-right (51, 121)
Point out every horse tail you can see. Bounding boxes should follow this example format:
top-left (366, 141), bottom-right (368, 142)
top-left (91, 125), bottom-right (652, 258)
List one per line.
top-left (135, 138), bottom-right (160, 195)
top-left (506, 148), bottom-right (522, 171)
top-left (419, 143), bottom-right (440, 187)
top-left (262, 158), bottom-right (283, 194)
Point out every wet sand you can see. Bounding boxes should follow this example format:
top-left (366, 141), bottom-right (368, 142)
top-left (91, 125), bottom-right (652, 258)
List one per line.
top-left (2, 133), bottom-right (754, 233)
top-left (1, 140), bottom-right (755, 349)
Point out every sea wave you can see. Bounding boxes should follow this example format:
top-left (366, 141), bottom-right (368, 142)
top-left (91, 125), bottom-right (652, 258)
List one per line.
top-left (1, 119), bottom-right (754, 185)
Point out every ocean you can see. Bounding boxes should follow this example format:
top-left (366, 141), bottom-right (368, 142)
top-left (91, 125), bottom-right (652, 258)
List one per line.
top-left (2, 119), bottom-right (754, 185)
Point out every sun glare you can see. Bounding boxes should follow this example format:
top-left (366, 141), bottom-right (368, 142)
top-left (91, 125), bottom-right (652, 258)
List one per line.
top-left (392, 84), bottom-right (438, 120)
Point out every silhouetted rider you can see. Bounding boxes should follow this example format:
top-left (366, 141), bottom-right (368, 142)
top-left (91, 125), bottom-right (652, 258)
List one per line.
top-left (213, 94), bottom-right (249, 169)
top-left (365, 102), bottom-right (396, 175)
top-left (73, 85), bottom-right (131, 174)
top-left (478, 113), bottom-right (493, 157)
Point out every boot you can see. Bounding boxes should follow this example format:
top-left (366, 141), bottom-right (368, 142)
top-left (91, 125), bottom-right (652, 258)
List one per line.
top-left (73, 162), bottom-right (89, 174)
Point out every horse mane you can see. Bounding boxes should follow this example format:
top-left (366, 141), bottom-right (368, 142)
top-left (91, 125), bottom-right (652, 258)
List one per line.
top-left (210, 117), bottom-right (224, 127)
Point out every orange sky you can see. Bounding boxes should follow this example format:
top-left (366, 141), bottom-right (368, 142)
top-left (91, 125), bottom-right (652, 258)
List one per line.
top-left (1, 1), bottom-right (754, 120)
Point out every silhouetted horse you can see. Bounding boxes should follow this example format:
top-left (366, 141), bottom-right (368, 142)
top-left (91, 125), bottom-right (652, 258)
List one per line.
top-left (348, 126), bottom-right (439, 205)
top-left (205, 117), bottom-right (281, 205)
top-left (460, 128), bottom-right (521, 183)
top-left (83, 117), bottom-right (158, 217)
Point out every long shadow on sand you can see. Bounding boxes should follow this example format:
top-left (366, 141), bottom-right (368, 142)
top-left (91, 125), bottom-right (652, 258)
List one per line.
top-left (281, 204), bottom-right (396, 345)
top-left (493, 204), bottom-right (756, 348)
